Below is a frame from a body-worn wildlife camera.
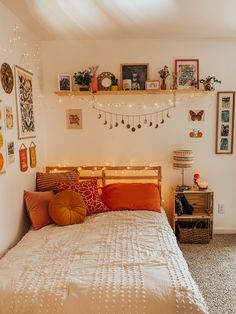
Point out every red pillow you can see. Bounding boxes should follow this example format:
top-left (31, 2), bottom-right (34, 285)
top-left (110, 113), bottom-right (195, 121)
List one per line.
top-left (55, 180), bottom-right (109, 215)
top-left (101, 183), bottom-right (161, 212)
top-left (24, 190), bottom-right (54, 230)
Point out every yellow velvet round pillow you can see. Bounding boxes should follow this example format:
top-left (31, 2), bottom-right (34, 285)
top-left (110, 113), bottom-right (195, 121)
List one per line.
top-left (48, 190), bottom-right (87, 226)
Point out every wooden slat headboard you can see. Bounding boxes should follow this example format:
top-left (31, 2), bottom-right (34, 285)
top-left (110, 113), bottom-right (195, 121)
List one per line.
top-left (45, 165), bottom-right (162, 198)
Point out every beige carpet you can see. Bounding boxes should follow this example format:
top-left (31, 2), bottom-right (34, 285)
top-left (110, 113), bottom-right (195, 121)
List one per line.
top-left (180, 235), bottom-right (236, 314)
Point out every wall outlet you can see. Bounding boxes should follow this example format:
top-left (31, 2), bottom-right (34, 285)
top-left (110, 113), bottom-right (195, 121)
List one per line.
top-left (218, 204), bottom-right (224, 214)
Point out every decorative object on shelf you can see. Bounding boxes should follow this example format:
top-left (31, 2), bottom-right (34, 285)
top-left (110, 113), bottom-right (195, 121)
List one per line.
top-left (19, 143), bottom-right (28, 172)
top-left (7, 141), bottom-right (15, 164)
top-left (171, 72), bottom-right (177, 90)
top-left (200, 76), bottom-right (221, 91)
top-left (145, 80), bottom-right (160, 90)
top-left (197, 181), bottom-right (208, 190)
top-left (189, 110), bottom-right (205, 121)
top-left (0, 63), bottom-right (14, 94)
top-left (193, 172), bottom-right (200, 189)
top-left (73, 69), bottom-right (92, 91)
top-left (173, 150), bottom-right (194, 191)
top-left (29, 141), bottom-right (37, 168)
top-left (5, 106), bottom-right (14, 129)
top-left (111, 75), bottom-right (119, 91)
top-left (97, 72), bottom-right (114, 91)
top-left (89, 65), bottom-right (99, 93)
top-left (66, 109), bottom-right (82, 129)
top-left (175, 59), bottom-right (199, 89)
top-left (158, 65), bottom-right (170, 90)
top-left (15, 65), bottom-right (36, 139)
top-left (93, 104), bottom-right (173, 132)
top-left (0, 100), bottom-right (6, 174)
top-left (120, 64), bottom-right (149, 91)
top-left (58, 74), bottom-right (72, 92)
top-left (216, 91), bottom-right (235, 154)
top-left (122, 79), bottom-right (132, 90)
top-left (189, 129), bottom-right (203, 138)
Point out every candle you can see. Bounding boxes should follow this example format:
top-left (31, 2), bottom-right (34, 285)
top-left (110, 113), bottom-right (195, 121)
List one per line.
top-left (198, 181), bottom-right (208, 189)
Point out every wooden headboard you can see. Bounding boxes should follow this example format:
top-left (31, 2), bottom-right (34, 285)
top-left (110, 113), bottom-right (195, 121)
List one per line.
top-left (45, 165), bottom-right (162, 198)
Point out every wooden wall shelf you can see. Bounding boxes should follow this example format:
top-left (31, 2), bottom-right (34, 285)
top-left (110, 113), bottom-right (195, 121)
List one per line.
top-left (54, 90), bottom-right (208, 96)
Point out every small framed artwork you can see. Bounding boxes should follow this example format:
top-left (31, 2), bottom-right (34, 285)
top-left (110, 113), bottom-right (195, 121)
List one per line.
top-left (216, 91), bottom-right (235, 154)
top-left (188, 110), bottom-right (205, 122)
top-left (58, 74), bottom-right (72, 92)
top-left (7, 141), bottom-right (15, 164)
top-left (120, 64), bottom-right (149, 91)
top-left (0, 101), bottom-right (6, 174)
top-left (145, 80), bottom-right (160, 90)
top-left (15, 65), bottom-right (36, 139)
top-left (175, 59), bottom-right (199, 89)
top-left (5, 106), bottom-right (14, 129)
top-left (66, 109), bottom-right (82, 129)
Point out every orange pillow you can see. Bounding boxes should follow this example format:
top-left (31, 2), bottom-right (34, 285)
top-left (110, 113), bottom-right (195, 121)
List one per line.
top-left (48, 190), bottom-right (87, 226)
top-left (101, 183), bottom-right (161, 212)
top-left (24, 190), bottom-right (54, 230)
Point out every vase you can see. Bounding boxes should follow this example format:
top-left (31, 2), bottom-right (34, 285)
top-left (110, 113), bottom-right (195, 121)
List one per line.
top-left (111, 85), bottom-right (119, 91)
top-left (91, 74), bottom-right (98, 93)
top-left (161, 79), bottom-right (166, 90)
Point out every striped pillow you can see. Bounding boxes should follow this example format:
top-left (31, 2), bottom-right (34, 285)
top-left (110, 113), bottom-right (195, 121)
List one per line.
top-left (36, 170), bottom-right (79, 193)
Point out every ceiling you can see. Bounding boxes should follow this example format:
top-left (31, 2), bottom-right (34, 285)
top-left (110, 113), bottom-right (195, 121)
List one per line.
top-left (2, 0), bottom-right (236, 40)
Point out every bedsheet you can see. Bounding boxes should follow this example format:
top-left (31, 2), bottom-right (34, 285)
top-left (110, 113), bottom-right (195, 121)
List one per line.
top-left (0, 210), bottom-right (208, 314)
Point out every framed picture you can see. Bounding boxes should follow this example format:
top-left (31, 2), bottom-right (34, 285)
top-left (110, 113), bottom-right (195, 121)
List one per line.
top-left (66, 109), bottom-right (82, 129)
top-left (216, 91), bottom-right (235, 154)
top-left (175, 59), bottom-right (199, 89)
top-left (145, 80), bottom-right (160, 90)
top-left (7, 141), bottom-right (15, 164)
top-left (5, 106), bottom-right (14, 129)
top-left (120, 64), bottom-right (149, 91)
top-left (58, 74), bottom-right (72, 91)
top-left (15, 65), bottom-right (36, 139)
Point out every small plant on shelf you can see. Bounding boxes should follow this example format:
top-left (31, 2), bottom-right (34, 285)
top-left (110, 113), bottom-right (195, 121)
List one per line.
top-left (158, 65), bottom-right (170, 90)
top-left (200, 76), bottom-right (221, 91)
top-left (111, 75), bottom-right (119, 91)
top-left (73, 70), bottom-right (92, 91)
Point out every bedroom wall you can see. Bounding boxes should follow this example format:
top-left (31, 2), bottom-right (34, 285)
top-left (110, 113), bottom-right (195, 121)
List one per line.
top-left (41, 39), bottom-right (236, 233)
top-left (0, 3), bottom-right (44, 256)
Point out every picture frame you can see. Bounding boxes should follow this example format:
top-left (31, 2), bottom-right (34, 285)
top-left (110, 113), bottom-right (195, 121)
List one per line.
top-left (216, 91), bottom-right (235, 154)
top-left (145, 80), bottom-right (160, 90)
top-left (58, 74), bottom-right (72, 92)
top-left (120, 63), bottom-right (149, 91)
top-left (15, 65), bottom-right (36, 139)
top-left (175, 59), bottom-right (199, 89)
top-left (66, 109), bottom-right (82, 129)
top-left (0, 101), bottom-right (7, 174)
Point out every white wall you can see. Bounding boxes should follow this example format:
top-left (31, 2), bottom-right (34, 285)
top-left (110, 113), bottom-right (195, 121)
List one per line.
top-left (0, 3), bottom-right (44, 256)
top-left (42, 39), bottom-right (236, 233)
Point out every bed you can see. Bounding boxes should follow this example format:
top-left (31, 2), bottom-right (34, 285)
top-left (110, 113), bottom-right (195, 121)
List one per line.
top-left (0, 166), bottom-right (208, 314)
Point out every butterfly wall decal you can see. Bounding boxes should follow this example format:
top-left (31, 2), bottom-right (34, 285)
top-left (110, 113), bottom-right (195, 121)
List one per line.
top-left (189, 110), bottom-right (205, 121)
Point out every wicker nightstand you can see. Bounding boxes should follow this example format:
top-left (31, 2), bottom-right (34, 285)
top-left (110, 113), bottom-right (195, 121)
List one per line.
top-left (172, 188), bottom-right (214, 243)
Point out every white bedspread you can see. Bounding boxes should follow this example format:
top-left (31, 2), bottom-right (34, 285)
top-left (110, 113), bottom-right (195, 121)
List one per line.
top-left (0, 210), bottom-right (208, 314)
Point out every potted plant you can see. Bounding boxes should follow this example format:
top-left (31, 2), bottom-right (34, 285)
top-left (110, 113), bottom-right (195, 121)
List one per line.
top-left (111, 75), bottom-right (119, 91)
top-left (158, 65), bottom-right (170, 90)
top-left (200, 76), bottom-right (221, 91)
top-left (73, 70), bottom-right (92, 91)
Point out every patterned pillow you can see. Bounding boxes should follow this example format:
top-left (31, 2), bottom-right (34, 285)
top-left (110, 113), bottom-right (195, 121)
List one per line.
top-left (56, 180), bottom-right (109, 215)
top-left (36, 170), bottom-right (79, 193)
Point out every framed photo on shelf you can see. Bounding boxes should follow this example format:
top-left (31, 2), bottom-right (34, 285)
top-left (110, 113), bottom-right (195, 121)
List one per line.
top-left (120, 64), bottom-right (149, 91)
top-left (216, 91), bottom-right (235, 154)
top-left (175, 59), bottom-right (199, 89)
top-left (58, 74), bottom-right (72, 92)
top-left (145, 80), bottom-right (160, 90)
top-left (15, 65), bottom-right (36, 139)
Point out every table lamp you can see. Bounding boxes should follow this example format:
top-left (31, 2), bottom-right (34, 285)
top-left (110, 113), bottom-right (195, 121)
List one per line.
top-left (173, 150), bottom-right (194, 191)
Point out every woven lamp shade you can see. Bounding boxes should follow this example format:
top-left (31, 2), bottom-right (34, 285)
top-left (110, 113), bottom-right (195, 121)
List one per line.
top-left (173, 150), bottom-right (194, 169)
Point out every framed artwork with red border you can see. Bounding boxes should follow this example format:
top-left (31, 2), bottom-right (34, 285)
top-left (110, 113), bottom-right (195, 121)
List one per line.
top-left (175, 59), bottom-right (199, 90)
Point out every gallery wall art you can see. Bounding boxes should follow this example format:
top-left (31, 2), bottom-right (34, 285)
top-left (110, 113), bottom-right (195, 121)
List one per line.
top-left (5, 106), bottom-right (14, 129)
top-left (15, 65), bottom-right (36, 139)
top-left (66, 109), bottom-right (82, 129)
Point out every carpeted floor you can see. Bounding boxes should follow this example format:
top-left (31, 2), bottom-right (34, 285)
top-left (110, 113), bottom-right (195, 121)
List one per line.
top-left (180, 234), bottom-right (236, 314)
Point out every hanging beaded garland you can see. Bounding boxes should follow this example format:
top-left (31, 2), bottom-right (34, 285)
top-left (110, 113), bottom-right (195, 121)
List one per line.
top-left (93, 104), bottom-right (174, 132)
